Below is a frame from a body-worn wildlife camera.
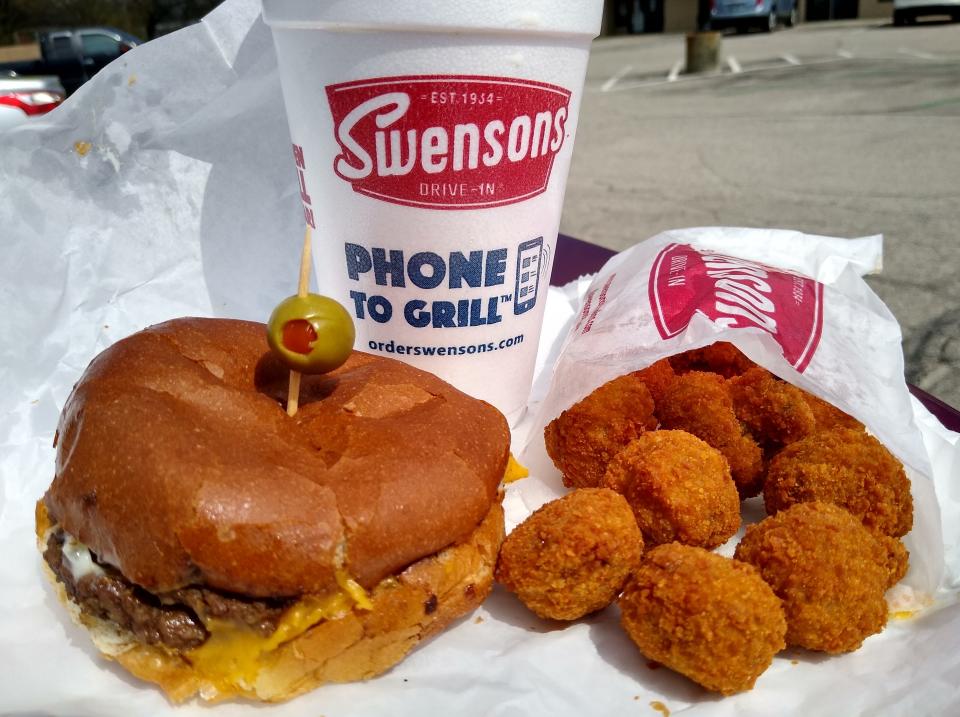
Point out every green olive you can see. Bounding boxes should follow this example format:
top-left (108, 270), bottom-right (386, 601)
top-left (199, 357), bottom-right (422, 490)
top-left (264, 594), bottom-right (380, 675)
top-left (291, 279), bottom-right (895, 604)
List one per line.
top-left (267, 293), bottom-right (355, 374)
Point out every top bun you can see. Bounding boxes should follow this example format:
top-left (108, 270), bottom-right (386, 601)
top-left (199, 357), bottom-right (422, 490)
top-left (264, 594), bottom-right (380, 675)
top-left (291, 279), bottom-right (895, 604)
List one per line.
top-left (45, 318), bottom-right (509, 597)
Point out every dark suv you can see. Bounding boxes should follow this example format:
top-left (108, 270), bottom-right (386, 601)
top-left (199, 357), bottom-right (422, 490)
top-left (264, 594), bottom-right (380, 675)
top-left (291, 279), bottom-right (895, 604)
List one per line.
top-left (0, 27), bottom-right (141, 95)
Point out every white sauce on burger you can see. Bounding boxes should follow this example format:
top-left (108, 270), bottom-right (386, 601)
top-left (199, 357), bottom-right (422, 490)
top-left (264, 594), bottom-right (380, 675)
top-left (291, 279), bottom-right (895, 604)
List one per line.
top-left (62, 534), bottom-right (104, 580)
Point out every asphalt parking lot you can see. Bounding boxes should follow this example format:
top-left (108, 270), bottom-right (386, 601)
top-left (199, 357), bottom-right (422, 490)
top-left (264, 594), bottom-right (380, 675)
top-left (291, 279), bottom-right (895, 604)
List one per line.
top-left (561, 18), bottom-right (960, 408)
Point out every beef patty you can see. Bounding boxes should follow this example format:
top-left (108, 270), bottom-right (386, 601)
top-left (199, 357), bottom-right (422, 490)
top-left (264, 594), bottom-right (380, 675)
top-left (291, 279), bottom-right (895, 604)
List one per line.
top-left (43, 529), bottom-right (291, 651)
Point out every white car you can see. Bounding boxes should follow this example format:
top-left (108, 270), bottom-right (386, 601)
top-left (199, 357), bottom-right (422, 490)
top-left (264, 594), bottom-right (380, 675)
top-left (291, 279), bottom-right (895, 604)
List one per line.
top-left (0, 73), bottom-right (64, 131)
top-left (893, 0), bottom-right (960, 24)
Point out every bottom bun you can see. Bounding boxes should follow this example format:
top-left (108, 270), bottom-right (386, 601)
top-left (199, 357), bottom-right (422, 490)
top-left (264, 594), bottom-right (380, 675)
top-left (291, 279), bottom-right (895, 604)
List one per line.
top-left (37, 499), bottom-right (504, 703)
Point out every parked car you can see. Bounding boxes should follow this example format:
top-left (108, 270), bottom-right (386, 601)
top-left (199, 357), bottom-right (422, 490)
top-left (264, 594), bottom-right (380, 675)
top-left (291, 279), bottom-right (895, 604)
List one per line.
top-left (893, 0), bottom-right (960, 24)
top-left (709, 0), bottom-right (799, 32)
top-left (0, 27), bottom-right (140, 96)
top-left (0, 72), bottom-right (64, 131)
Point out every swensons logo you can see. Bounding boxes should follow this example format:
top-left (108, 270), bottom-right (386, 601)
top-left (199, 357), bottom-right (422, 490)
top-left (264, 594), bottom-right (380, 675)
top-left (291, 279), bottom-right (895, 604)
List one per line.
top-left (325, 76), bottom-right (573, 209)
top-left (700, 253), bottom-right (778, 333)
top-left (333, 92), bottom-right (567, 182)
top-left (648, 243), bottom-right (824, 372)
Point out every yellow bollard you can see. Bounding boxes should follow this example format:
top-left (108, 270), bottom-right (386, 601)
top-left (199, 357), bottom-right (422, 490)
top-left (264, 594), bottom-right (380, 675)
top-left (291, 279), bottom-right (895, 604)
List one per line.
top-left (685, 31), bottom-right (722, 74)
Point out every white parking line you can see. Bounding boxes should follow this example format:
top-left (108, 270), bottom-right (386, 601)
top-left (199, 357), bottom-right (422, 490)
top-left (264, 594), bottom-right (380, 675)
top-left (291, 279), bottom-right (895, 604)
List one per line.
top-left (898, 47), bottom-right (938, 60)
top-left (601, 65), bottom-right (634, 92)
top-left (608, 56), bottom-right (848, 93)
top-left (600, 47), bottom-right (940, 95)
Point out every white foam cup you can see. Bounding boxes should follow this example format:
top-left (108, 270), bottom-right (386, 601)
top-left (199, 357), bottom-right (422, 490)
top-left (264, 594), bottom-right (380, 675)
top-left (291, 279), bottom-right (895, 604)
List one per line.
top-left (262, 0), bottom-right (603, 424)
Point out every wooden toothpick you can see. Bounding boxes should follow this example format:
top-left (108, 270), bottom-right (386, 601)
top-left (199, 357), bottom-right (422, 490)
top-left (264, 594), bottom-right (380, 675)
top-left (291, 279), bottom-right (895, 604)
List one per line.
top-left (286, 225), bottom-right (312, 417)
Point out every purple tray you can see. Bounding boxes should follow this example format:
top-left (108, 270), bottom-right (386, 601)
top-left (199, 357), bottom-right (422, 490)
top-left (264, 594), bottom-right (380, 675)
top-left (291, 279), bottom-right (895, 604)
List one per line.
top-left (550, 234), bottom-right (960, 433)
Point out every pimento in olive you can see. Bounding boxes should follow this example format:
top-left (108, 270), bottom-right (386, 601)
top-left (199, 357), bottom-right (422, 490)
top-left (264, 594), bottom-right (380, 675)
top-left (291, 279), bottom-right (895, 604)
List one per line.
top-left (267, 293), bottom-right (355, 373)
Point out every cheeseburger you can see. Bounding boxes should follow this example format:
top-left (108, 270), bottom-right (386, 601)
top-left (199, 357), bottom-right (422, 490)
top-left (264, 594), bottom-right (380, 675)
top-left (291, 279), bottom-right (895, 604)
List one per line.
top-left (36, 318), bottom-right (508, 702)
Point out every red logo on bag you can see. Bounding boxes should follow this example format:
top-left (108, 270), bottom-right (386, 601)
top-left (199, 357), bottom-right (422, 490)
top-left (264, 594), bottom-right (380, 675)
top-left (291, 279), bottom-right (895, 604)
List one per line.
top-left (325, 75), bottom-right (572, 210)
top-left (649, 244), bottom-right (824, 372)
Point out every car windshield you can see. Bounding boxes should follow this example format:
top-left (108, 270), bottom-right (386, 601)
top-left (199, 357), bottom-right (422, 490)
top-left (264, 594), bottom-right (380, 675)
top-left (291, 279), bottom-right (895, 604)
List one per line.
top-left (80, 33), bottom-right (120, 56)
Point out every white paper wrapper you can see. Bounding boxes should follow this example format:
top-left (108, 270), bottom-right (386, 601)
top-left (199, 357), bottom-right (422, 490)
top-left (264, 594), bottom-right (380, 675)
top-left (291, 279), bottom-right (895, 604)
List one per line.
top-left (523, 228), bottom-right (944, 596)
top-left (1, 1), bottom-right (959, 714)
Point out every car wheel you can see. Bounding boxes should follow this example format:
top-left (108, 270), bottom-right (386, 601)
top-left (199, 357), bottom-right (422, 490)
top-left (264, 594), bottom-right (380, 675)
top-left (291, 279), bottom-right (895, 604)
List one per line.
top-left (764, 11), bottom-right (777, 32)
top-left (785, 7), bottom-right (797, 27)
top-left (894, 9), bottom-right (915, 25)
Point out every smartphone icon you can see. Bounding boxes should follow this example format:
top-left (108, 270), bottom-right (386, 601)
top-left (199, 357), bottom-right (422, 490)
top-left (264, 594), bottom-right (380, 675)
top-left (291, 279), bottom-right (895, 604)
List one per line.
top-left (514, 237), bottom-right (543, 315)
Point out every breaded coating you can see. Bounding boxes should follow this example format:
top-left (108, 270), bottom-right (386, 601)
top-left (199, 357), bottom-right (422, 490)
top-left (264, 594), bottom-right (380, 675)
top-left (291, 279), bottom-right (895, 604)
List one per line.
top-left (735, 502), bottom-right (905, 653)
top-left (544, 375), bottom-right (658, 489)
top-left (729, 367), bottom-right (816, 448)
top-left (495, 488), bottom-right (644, 621)
top-left (764, 428), bottom-right (913, 537)
top-left (656, 371), bottom-right (765, 497)
top-left (619, 543), bottom-right (786, 695)
top-left (879, 534), bottom-right (910, 588)
top-left (631, 358), bottom-right (677, 407)
top-left (602, 431), bottom-right (739, 549)
top-left (668, 342), bottom-right (756, 378)
top-left (801, 391), bottom-right (865, 432)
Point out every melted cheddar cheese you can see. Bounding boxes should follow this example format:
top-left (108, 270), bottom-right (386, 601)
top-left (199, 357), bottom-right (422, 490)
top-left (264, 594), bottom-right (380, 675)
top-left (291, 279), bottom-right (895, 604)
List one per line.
top-left (503, 453), bottom-right (529, 484)
top-left (186, 569), bottom-right (372, 691)
top-left (336, 567), bottom-right (373, 611)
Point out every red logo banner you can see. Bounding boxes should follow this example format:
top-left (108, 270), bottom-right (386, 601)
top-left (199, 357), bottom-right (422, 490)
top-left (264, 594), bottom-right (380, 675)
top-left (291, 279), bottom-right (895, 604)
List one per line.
top-left (325, 75), bottom-right (572, 210)
top-left (649, 243), bottom-right (824, 372)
